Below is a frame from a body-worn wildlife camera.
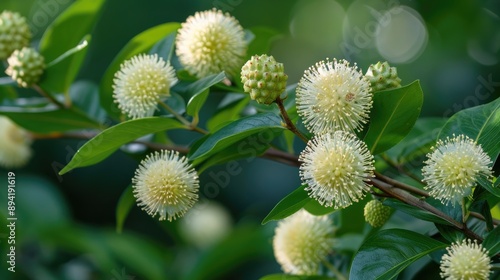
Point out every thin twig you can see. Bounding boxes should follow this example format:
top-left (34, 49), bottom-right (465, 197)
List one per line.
top-left (381, 154), bottom-right (423, 183)
top-left (371, 178), bottom-right (483, 241)
top-left (33, 84), bottom-right (67, 109)
top-left (375, 171), bottom-right (429, 197)
top-left (275, 97), bottom-right (308, 143)
top-left (158, 100), bottom-right (208, 134)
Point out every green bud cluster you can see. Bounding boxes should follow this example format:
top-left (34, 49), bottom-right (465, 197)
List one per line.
top-left (364, 199), bottom-right (392, 227)
top-left (365, 61), bottom-right (401, 92)
top-left (0, 11), bottom-right (31, 60)
top-left (241, 54), bottom-right (288, 105)
top-left (6, 47), bottom-right (45, 88)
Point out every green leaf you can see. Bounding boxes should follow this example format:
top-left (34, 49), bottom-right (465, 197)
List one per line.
top-left (438, 97), bottom-right (500, 163)
top-left (186, 72), bottom-right (227, 117)
top-left (70, 80), bottom-right (107, 123)
top-left (189, 112), bottom-right (285, 162)
top-left (149, 32), bottom-right (177, 62)
top-left (262, 185), bottom-right (311, 224)
top-left (260, 275), bottom-right (333, 280)
top-left (183, 225), bottom-right (270, 280)
top-left (59, 117), bottom-right (185, 175)
top-left (482, 224), bottom-right (500, 256)
top-left (364, 80), bottom-right (424, 155)
top-left (303, 198), bottom-right (337, 216)
top-left (116, 185), bottom-right (134, 234)
top-left (246, 26), bottom-right (281, 58)
top-left (100, 23), bottom-right (181, 119)
top-left (196, 133), bottom-right (274, 174)
top-left (350, 229), bottom-right (447, 280)
top-left (0, 106), bottom-right (101, 133)
top-left (45, 36), bottom-right (89, 68)
top-left (207, 94), bottom-right (249, 132)
top-left (39, 0), bottom-right (105, 93)
top-left (385, 118), bottom-right (447, 164)
top-left (383, 199), bottom-right (453, 225)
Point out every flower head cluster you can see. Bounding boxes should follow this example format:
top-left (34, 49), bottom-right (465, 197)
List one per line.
top-left (296, 58), bottom-right (372, 134)
top-left (422, 134), bottom-right (492, 205)
top-left (132, 150), bottom-right (199, 221)
top-left (0, 10), bottom-right (31, 60)
top-left (0, 116), bottom-right (32, 168)
top-left (6, 47), bottom-right (45, 87)
top-left (299, 131), bottom-right (375, 208)
top-left (113, 54), bottom-right (177, 119)
top-left (273, 210), bottom-right (335, 275)
top-left (440, 239), bottom-right (491, 280)
top-left (365, 61), bottom-right (401, 92)
top-left (364, 199), bottom-right (392, 227)
top-left (176, 9), bottom-right (247, 79)
top-left (241, 54), bottom-right (288, 104)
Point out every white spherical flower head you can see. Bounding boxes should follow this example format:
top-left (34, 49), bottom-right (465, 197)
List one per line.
top-left (132, 150), bottom-right (199, 221)
top-left (299, 131), bottom-right (375, 208)
top-left (0, 116), bottom-right (32, 168)
top-left (422, 134), bottom-right (492, 205)
top-left (440, 239), bottom-right (491, 280)
top-left (296, 59), bottom-right (372, 134)
top-left (113, 54), bottom-right (178, 119)
top-left (180, 201), bottom-right (232, 248)
top-left (273, 210), bottom-right (335, 275)
top-left (176, 9), bottom-right (247, 78)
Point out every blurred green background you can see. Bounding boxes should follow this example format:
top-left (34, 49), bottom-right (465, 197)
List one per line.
top-left (1, 0), bottom-right (499, 279)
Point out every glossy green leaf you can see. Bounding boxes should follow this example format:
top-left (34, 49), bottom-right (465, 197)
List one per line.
top-left (364, 80), bottom-right (424, 155)
top-left (350, 229), bottom-right (447, 280)
top-left (262, 185), bottom-right (311, 224)
top-left (438, 97), bottom-right (500, 162)
top-left (260, 275), bottom-right (333, 280)
top-left (186, 72), bottom-right (227, 117)
top-left (116, 185), bottom-right (134, 234)
top-left (100, 23), bottom-right (181, 118)
top-left (0, 106), bottom-right (101, 133)
top-left (189, 112), bottom-right (285, 162)
top-left (482, 224), bottom-right (500, 256)
top-left (59, 117), bottom-right (185, 175)
top-left (39, 0), bottom-right (105, 93)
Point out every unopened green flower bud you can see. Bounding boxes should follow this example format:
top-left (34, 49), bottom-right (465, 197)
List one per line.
top-left (241, 54), bottom-right (288, 105)
top-left (6, 47), bottom-right (45, 88)
top-left (365, 61), bottom-right (401, 92)
top-left (0, 11), bottom-right (31, 60)
top-left (364, 199), bottom-right (391, 227)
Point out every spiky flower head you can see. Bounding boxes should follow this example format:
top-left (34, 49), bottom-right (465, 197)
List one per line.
top-left (422, 134), bottom-right (492, 205)
top-left (132, 150), bottom-right (199, 221)
top-left (440, 239), bottom-right (491, 280)
top-left (176, 9), bottom-right (247, 79)
top-left (296, 58), bottom-right (372, 134)
top-left (241, 54), bottom-right (288, 104)
top-left (113, 54), bottom-right (178, 119)
top-left (0, 11), bottom-right (31, 60)
top-left (365, 61), bottom-right (402, 92)
top-left (0, 116), bottom-right (32, 168)
top-left (5, 47), bottom-right (45, 87)
top-left (299, 131), bottom-right (375, 208)
top-left (364, 199), bottom-right (392, 227)
top-left (273, 210), bottom-right (335, 275)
